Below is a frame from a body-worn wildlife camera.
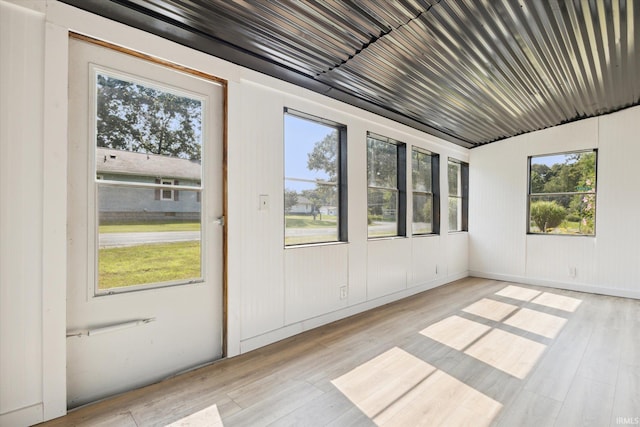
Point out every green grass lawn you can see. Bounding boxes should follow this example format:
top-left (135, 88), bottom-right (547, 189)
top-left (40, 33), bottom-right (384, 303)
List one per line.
top-left (99, 222), bottom-right (200, 233)
top-left (530, 220), bottom-right (593, 234)
top-left (99, 240), bottom-right (201, 289)
top-left (285, 215), bottom-right (336, 228)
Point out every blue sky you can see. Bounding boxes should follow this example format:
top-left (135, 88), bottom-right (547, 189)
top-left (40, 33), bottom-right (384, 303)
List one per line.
top-left (531, 153), bottom-right (576, 167)
top-left (284, 114), bottom-right (333, 191)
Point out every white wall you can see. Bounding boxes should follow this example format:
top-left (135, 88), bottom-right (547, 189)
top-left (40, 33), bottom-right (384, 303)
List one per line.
top-left (470, 106), bottom-right (640, 300)
top-left (0, 1), bottom-right (469, 424)
top-left (0, 3), bottom-right (45, 425)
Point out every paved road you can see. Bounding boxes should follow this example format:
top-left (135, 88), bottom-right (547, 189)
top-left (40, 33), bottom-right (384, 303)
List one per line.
top-left (284, 222), bottom-right (397, 237)
top-left (99, 231), bottom-right (200, 248)
top-left (100, 221), bottom-right (415, 248)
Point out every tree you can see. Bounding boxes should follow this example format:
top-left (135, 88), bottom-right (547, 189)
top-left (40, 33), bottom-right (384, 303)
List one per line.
top-left (367, 139), bottom-right (398, 188)
top-left (530, 201), bottom-right (567, 232)
top-left (530, 163), bottom-right (550, 193)
top-left (306, 131), bottom-right (340, 221)
top-left (284, 188), bottom-right (298, 213)
top-left (302, 186), bottom-right (336, 221)
top-left (307, 131), bottom-right (338, 181)
top-left (301, 189), bottom-right (322, 220)
top-left (96, 74), bottom-right (202, 160)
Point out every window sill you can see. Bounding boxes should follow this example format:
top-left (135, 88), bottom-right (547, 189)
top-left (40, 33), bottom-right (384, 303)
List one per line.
top-left (367, 235), bottom-right (407, 241)
top-left (527, 232), bottom-right (595, 238)
top-left (284, 240), bottom-right (348, 250)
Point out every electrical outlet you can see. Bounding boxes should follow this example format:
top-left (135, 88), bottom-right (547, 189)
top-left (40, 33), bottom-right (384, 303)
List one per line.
top-left (568, 267), bottom-right (577, 278)
top-left (340, 286), bottom-right (348, 300)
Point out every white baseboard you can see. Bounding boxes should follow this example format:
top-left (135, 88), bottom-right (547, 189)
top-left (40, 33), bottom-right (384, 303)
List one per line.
top-left (239, 271), bottom-right (469, 354)
top-left (0, 403), bottom-right (42, 427)
top-left (469, 270), bottom-right (640, 300)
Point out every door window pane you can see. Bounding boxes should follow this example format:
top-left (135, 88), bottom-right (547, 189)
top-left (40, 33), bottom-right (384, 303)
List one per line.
top-left (98, 186), bottom-right (202, 290)
top-left (95, 71), bottom-right (203, 292)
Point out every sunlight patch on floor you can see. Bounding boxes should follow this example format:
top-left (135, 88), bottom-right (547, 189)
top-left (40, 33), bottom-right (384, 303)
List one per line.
top-left (465, 328), bottom-right (547, 379)
top-left (332, 347), bottom-right (502, 426)
top-left (165, 404), bottom-right (223, 427)
top-left (420, 315), bottom-right (491, 350)
top-left (532, 292), bottom-right (582, 312)
top-left (495, 285), bottom-right (542, 302)
top-left (462, 298), bottom-right (519, 321)
top-left (503, 307), bottom-right (568, 339)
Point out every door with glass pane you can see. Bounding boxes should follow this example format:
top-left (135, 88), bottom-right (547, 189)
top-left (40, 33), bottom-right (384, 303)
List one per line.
top-left (67, 36), bottom-right (224, 408)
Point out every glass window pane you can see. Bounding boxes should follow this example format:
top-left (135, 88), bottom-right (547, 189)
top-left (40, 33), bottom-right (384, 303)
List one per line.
top-left (96, 73), bottom-right (203, 165)
top-left (367, 137), bottom-right (397, 188)
top-left (95, 72), bottom-right (204, 292)
top-left (284, 112), bottom-right (344, 247)
top-left (449, 197), bottom-right (461, 231)
top-left (528, 150), bottom-right (597, 236)
top-left (412, 150), bottom-right (432, 192)
top-left (368, 188), bottom-right (398, 238)
top-left (529, 194), bottom-right (595, 235)
top-left (412, 193), bottom-right (433, 234)
top-left (284, 114), bottom-right (338, 184)
top-left (98, 185), bottom-right (202, 291)
top-left (284, 180), bottom-right (338, 245)
top-left (530, 151), bottom-right (596, 194)
top-left (448, 161), bottom-right (460, 197)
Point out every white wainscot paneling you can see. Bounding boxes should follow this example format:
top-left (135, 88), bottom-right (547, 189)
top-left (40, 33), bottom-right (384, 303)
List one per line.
top-left (411, 236), bottom-right (441, 287)
top-left (284, 244), bottom-right (349, 324)
top-left (526, 235), bottom-right (597, 286)
top-left (595, 105), bottom-right (640, 294)
top-left (229, 83), bottom-right (286, 341)
top-left (447, 232), bottom-right (469, 277)
top-left (367, 238), bottom-right (411, 300)
top-left (0, 1), bottom-right (45, 424)
top-left (468, 135), bottom-right (528, 277)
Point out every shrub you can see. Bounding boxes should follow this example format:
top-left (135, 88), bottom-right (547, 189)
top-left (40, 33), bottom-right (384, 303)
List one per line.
top-left (566, 213), bottom-right (581, 223)
top-left (530, 201), bottom-right (567, 232)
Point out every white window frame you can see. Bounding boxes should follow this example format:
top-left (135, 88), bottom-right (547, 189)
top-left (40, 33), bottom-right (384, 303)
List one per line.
top-left (91, 65), bottom-right (207, 295)
top-left (367, 132), bottom-right (406, 239)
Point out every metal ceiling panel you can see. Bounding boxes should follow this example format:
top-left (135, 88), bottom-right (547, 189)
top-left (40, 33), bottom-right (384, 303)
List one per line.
top-left (61, 0), bottom-right (640, 148)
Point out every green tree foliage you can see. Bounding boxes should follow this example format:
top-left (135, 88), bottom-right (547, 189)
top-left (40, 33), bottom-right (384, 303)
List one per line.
top-left (448, 162), bottom-right (460, 196)
top-left (307, 131), bottom-right (338, 181)
top-left (530, 201), bottom-right (567, 232)
top-left (303, 131), bottom-right (342, 221)
top-left (97, 74), bottom-right (202, 160)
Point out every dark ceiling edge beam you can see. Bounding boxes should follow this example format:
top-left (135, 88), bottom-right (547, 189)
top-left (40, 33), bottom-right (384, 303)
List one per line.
top-left (58, 0), bottom-right (474, 149)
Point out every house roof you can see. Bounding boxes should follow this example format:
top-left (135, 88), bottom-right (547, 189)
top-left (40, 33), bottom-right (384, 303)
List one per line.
top-left (96, 147), bottom-right (202, 181)
top-left (62, 0), bottom-right (640, 148)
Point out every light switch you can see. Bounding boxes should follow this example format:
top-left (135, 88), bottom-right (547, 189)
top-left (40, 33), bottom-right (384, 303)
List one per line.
top-left (259, 194), bottom-right (269, 210)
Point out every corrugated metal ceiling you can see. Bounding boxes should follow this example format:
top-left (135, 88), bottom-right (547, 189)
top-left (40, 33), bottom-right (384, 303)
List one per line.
top-left (61, 0), bottom-right (640, 148)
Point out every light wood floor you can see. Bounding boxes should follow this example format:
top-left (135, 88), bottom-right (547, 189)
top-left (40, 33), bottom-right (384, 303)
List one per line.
top-left (39, 277), bottom-right (640, 427)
